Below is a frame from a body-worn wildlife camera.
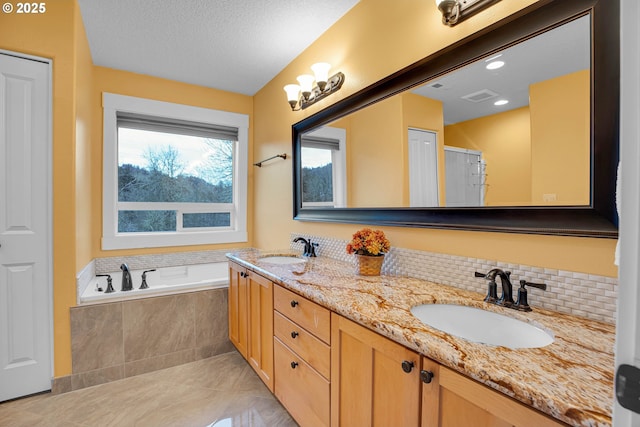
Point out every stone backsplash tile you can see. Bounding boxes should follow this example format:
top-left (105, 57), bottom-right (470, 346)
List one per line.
top-left (70, 302), bottom-right (124, 373)
top-left (95, 248), bottom-right (235, 273)
top-left (69, 287), bottom-right (231, 394)
top-left (122, 294), bottom-right (196, 362)
top-left (195, 289), bottom-right (228, 351)
top-left (291, 232), bottom-right (618, 324)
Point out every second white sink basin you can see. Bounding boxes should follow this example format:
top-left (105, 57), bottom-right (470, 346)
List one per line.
top-left (259, 256), bottom-right (307, 265)
top-left (410, 304), bottom-right (554, 349)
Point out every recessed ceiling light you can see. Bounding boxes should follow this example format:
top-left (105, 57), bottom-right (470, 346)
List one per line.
top-left (494, 99), bottom-right (509, 106)
top-left (486, 61), bottom-right (505, 70)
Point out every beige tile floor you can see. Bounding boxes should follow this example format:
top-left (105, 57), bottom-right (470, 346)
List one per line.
top-left (0, 351), bottom-right (298, 427)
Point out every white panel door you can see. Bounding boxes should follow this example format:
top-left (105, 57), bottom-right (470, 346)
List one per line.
top-left (408, 128), bottom-right (439, 207)
top-left (0, 52), bottom-right (52, 401)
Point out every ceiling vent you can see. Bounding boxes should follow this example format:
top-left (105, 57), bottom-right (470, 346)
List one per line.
top-left (461, 89), bottom-right (499, 103)
top-left (429, 81), bottom-right (445, 89)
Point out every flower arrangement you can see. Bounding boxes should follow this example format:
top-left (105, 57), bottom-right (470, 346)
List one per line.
top-left (346, 228), bottom-right (390, 257)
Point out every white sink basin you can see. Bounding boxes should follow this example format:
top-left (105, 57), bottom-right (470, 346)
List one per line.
top-left (410, 304), bottom-right (554, 349)
top-left (259, 256), bottom-right (307, 265)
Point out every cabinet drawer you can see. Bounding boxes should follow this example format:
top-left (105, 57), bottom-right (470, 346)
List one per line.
top-left (274, 285), bottom-right (330, 344)
top-left (274, 311), bottom-right (330, 379)
top-left (274, 338), bottom-right (330, 427)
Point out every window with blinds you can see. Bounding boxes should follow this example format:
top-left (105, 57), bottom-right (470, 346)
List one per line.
top-left (301, 135), bottom-right (340, 207)
top-left (102, 93), bottom-right (248, 249)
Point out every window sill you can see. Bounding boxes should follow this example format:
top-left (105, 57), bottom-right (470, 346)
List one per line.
top-left (101, 230), bottom-right (248, 250)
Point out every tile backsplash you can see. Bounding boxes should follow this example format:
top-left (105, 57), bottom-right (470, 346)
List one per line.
top-left (291, 233), bottom-right (618, 324)
top-left (95, 248), bottom-right (231, 273)
top-left (82, 238), bottom-right (617, 324)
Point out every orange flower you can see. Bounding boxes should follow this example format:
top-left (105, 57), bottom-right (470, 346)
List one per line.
top-left (346, 228), bottom-right (390, 256)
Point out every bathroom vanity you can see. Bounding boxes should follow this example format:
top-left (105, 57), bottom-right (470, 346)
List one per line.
top-left (227, 250), bottom-right (614, 427)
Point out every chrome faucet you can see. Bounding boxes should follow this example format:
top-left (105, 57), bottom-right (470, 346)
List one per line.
top-left (293, 237), bottom-right (318, 257)
top-left (120, 263), bottom-right (133, 291)
top-left (474, 268), bottom-right (514, 307)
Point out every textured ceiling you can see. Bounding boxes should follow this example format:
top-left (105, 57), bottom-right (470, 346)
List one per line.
top-left (77, 0), bottom-right (359, 95)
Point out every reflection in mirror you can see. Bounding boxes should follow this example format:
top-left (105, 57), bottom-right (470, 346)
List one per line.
top-left (299, 15), bottom-right (590, 208)
top-left (300, 126), bottom-right (347, 207)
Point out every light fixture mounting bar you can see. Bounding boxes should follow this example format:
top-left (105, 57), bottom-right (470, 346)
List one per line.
top-left (441, 0), bottom-right (501, 26)
top-left (300, 72), bottom-right (345, 110)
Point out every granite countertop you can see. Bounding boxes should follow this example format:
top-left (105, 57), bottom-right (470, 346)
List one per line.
top-left (227, 249), bottom-right (615, 427)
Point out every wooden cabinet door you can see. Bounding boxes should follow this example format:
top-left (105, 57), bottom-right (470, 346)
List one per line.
top-left (274, 338), bottom-right (330, 427)
top-left (331, 313), bottom-right (421, 427)
top-left (422, 359), bottom-right (566, 427)
top-left (247, 270), bottom-right (274, 392)
top-left (228, 262), bottom-right (248, 358)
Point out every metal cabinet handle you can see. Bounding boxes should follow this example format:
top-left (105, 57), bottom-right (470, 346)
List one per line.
top-left (291, 361), bottom-right (299, 369)
top-left (291, 331), bottom-right (299, 339)
top-left (290, 300), bottom-right (299, 308)
top-left (420, 370), bottom-right (434, 384)
top-left (401, 360), bottom-right (414, 373)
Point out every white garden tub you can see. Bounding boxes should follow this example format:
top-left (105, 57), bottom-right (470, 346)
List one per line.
top-left (80, 262), bottom-right (228, 305)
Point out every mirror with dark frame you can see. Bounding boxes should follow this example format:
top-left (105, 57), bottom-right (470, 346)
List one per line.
top-left (292, 0), bottom-right (618, 238)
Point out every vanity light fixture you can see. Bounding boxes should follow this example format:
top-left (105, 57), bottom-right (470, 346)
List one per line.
top-left (435, 0), bottom-right (501, 26)
top-left (283, 62), bottom-right (345, 111)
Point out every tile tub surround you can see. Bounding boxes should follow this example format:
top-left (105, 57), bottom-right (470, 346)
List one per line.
top-left (95, 248), bottom-right (232, 273)
top-left (228, 249), bottom-right (615, 427)
top-left (65, 288), bottom-right (233, 392)
top-left (290, 233), bottom-right (618, 324)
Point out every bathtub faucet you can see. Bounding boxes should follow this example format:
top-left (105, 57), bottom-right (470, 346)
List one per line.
top-left (120, 263), bottom-right (133, 291)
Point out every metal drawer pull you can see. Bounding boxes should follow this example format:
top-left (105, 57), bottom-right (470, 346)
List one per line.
top-left (290, 300), bottom-right (299, 307)
top-left (420, 370), bottom-right (434, 384)
top-left (401, 360), bottom-right (414, 373)
top-left (291, 331), bottom-right (299, 339)
top-left (291, 361), bottom-right (299, 369)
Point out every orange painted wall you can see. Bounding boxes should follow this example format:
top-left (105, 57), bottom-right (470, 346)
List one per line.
top-left (90, 67), bottom-right (254, 259)
top-left (343, 92), bottom-right (444, 207)
top-left (445, 107), bottom-right (532, 206)
top-left (349, 96), bottom-right (404, 207)
top-left (1, 0), bottom-right (81, 376)
top-left (1, 0), bottom-right (255, 378)
top-left (0, 0), bottom-right (616, 383)
top-left (402, 93), bottom-right (445, 205)
top-left (74, 3), bottom-right (94, 273)
top-left (253, 0), bottom-right (617, 278)
top-left (530, 70), bottom-right (590, 205)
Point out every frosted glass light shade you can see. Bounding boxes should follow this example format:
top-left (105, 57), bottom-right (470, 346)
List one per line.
top-left (284, 84), bottom-right (301, 109)
top-left (297, 74), bottom-right (315, 99)
top-left (311, 62), bottom-right (331, 91)
top-left (283, 84), bottom-right (301, 102)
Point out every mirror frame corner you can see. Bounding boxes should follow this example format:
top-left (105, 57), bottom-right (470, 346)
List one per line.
top-left (292, 0), bottom-right (619, 238)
